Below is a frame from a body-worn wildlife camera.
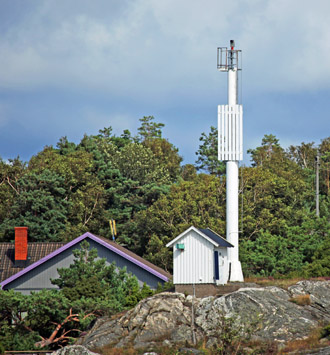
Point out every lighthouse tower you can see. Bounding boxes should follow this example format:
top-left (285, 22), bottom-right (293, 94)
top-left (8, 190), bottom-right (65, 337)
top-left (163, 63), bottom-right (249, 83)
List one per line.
top-left (217, 40), bottom-right (244, 282)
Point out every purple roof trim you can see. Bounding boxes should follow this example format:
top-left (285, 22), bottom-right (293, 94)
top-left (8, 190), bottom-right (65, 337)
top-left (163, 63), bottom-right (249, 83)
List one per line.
top-left (1, 232), bottom-right (168, 289)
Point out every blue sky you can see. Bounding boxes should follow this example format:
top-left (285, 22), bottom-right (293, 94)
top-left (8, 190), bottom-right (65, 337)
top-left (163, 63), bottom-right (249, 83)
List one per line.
top-left (0, 0), bottom-right (330, 166)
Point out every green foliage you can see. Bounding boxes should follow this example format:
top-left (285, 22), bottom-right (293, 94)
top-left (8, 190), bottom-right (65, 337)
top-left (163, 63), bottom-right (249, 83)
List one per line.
top-left (155, 280), bottom-right (174, 293)
top-left (209, 313), bottom-right (254, 355)
top-left (1, 117), bottom-right (330, 279)
top-left (302, 231), bottom-right (330, 277)
top-left (23, 290), bottom-right (71, 337)
top-left (51, 240), bottom-right (152, 311)
top-left (0, 241), bottom-right (154, 351)
top-left (143, 137), bottom-right (182, 181)
top-left (238, 134), bottom-right (323, 277)
top-left (0, 169), bottom-right (70, 241)
top-left (0, 290), bottom-right (40, 351)
top-left (0, 157), bottom-right (26, 233)
top-left (195, 126), bottom-right (225, 176)
top-left (288, 141), bottom-right (317, 170)
top-left (321, 323), bottom-right (330, 339)
top-left (111, 142), bottom-right (171, 185)
top-left (247, 134), bottom-right (283, 168)
top-left (138, 115), bottom-right (164, 141)
top-left (134, 173), bottom-right (226, 270)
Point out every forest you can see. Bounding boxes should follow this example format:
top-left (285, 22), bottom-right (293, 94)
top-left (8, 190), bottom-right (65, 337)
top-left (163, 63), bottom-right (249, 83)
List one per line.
top-left (0, 115), bottom-right (329, 278)
top-left (1, 115), bottom-right (330, 350)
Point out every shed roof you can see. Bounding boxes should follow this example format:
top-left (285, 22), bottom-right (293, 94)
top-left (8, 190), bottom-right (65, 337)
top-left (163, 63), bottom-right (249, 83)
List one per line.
top-left (166, 226), bottom-right (233, 248)
top-left (199, 228), bottom-right (234, 248)
top-left (1, 232), bottom-right (170, 289)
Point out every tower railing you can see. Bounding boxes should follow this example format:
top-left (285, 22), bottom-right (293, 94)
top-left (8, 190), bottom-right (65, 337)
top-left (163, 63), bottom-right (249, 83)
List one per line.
top-left (217, 47), bottom-right (242, 71)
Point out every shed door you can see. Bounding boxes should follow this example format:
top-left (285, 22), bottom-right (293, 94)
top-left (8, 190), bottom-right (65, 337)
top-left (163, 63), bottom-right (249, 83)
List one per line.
top-left (214, 251), bottom-right (219, 280)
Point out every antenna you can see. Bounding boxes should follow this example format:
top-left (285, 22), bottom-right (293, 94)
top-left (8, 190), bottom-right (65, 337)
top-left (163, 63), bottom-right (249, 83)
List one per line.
top-left (217, 41), bottom-right (242, 72)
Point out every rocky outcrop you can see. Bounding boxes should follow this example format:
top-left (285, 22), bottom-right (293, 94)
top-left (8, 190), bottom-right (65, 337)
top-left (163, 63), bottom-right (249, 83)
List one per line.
top-left (78, 280), bottom-right (330, 350)
top-left (52, 345), bottom-right (99, 354)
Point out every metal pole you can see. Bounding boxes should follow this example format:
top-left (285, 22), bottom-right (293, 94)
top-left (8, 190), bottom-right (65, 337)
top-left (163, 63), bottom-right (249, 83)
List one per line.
top-left (226, 46), bottom-right (243, 282)
top-left (316, 152), bottom-right (320, 217)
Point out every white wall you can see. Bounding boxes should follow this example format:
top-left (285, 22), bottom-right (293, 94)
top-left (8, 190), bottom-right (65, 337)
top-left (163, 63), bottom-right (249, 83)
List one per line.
top-left (215, 247), bottom-right (229, 285)
top-left (173, 229), bottom-right (214, 284)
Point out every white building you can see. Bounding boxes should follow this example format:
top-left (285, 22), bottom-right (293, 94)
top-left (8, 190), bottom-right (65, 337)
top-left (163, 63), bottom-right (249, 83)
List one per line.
top-left (166, 226), bottom-right (233, 288)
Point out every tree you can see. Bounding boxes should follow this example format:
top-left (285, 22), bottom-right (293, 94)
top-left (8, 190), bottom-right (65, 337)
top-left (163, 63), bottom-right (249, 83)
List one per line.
top-left (28, 145), bottom-right (107, 240)
top-left (319, 137), bottom-right (330, 195)
top-left (51, 240), bottom-right (150, 310)
top-left (0, 157), bottom-right (26, 236)
top-left (288, 142), bottom-right (317, 170)
top-left (111, 143), bottom-right (171, 186)
top-left (0, 169), bottom-right (70, 241)
top-left (133, 173), bottom-right (226, 270)
top-left (0, 241), bottom-right (154, 351)
top-left (240, 135), bottom-right (320, 276)
top-left (0, 290), bottom-right (40, 351)
top-left (137, 116), bottom-right (164, 142)
top-left (195, 126), bottom-right (225, 176)
top-left (248, 134), bottom-right (284, 168)
top-left (143, 138), bottom-right (182, 181)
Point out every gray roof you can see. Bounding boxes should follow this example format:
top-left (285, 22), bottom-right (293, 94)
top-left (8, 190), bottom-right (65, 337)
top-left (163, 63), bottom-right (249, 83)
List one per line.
top-left (199, 228), bottom-right (234, 248)
top-left (0, 242), bottom-right (65, 283)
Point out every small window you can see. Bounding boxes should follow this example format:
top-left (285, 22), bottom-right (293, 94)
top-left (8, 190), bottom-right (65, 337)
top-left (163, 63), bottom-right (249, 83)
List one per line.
top-left (176, 243), bottom-right (185, 250)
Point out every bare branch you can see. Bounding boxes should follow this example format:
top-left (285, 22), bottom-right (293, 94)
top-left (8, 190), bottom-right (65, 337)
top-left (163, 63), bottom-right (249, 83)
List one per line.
top-left (6, 176), bottom-right (20, 194)
top-left (83, 192), bottom-right (100, 226)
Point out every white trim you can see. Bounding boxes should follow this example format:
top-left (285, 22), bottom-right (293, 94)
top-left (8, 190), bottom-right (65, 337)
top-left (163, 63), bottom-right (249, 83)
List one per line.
top-left (166, 226), bottom-right (219, 248)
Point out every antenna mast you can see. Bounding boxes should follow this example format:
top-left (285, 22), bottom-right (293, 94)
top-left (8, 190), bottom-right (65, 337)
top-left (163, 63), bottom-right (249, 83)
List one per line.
top-left (217, 40), bottom-right (244, 282)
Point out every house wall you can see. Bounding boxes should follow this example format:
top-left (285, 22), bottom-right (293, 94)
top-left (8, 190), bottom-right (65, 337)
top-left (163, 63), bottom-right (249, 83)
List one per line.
top-left (4, 239), bottom-right (165, 294)
top-left (88, 240), bottom-right (164, 289)
top-left (4, 246), bottom-right (75, 295)
top-left (172, 229), bottom-right (214, 284)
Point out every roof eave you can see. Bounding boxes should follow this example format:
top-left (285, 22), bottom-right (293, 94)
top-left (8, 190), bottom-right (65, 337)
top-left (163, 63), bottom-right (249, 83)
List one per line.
top-left (166, 226), bottom-right (219, 248)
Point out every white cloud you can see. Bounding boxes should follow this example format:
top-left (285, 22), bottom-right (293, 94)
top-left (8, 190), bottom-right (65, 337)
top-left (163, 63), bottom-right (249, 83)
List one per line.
top-left (0, 0), bottom-right (330, 97)
top-left (82, 108), bottom-right (138, 135)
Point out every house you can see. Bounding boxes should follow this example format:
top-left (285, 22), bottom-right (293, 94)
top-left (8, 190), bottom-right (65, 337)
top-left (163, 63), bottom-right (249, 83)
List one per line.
top-left (0, 227), bottom-right (171, 294)
top-left (166, 226), bottom-right (233, 296)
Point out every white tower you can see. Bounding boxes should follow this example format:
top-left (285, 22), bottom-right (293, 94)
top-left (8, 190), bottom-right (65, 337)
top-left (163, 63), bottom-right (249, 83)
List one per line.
top-left (217, 40), bottom-right (244, 282)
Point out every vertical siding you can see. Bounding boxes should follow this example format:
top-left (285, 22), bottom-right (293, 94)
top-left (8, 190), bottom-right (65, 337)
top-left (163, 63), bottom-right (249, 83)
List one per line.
top-left (173, 230), bottom-right (214, 284)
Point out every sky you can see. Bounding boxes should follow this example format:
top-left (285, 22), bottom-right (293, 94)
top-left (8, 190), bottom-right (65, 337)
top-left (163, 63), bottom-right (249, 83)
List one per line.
top-left (0, 0), bottom-right (330, 166)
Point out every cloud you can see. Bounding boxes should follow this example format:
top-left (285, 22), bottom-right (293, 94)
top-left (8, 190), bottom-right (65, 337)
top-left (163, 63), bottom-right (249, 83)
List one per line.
top-left (1, 0), bottom-right (330, 99)
top-left (82, 108), bottom-right (138, 136)
top-left (0, 0), bottom-right (330, 165)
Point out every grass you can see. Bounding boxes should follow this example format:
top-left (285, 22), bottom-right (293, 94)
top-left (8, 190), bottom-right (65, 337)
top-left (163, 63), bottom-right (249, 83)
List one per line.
top-left (280, 326), bottom-right (327, 354)
top-left (289, 294), bottom-right (311, 306)
top-left (245, 276), bottom-right (329, 290)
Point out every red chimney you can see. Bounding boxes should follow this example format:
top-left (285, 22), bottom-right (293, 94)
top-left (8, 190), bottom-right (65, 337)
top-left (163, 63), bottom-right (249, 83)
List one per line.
top-left (15, 227), bottom-right (28, 261)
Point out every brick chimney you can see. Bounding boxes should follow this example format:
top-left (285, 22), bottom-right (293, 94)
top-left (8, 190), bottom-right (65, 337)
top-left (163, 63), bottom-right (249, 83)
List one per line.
top-left (15, 227), bottom-right (28, 265)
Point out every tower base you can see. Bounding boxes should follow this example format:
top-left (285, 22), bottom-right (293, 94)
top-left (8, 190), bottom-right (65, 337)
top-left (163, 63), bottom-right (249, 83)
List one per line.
top-left (229, 260), bottom-right (244, 282)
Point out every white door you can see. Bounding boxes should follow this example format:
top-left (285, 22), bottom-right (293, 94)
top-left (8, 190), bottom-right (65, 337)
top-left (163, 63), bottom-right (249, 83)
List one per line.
top-left (218, 250), bottom-right (229, 285)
